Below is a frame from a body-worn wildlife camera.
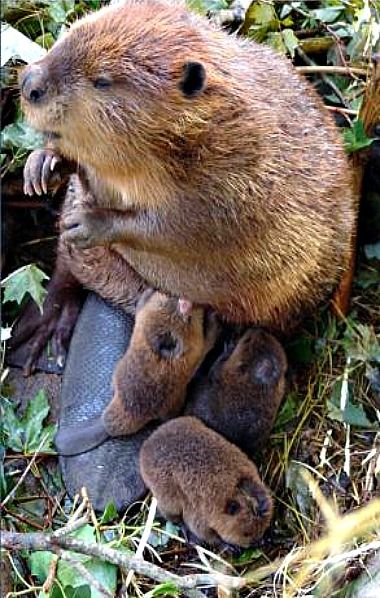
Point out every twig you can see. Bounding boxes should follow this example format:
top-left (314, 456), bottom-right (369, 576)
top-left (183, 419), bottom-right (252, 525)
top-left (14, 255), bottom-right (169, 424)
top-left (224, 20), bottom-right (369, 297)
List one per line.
top-left (1, 434), bottom-right (49, 508)
top-left (296, 46), bottom-right (350, 109)
top-left (325, 106), bottom-right (358, 116)
top-left (296, 65), bottom-right (369, 77)
top-left (1, 530), bottom-right (245, 597)
top-left (42, 555), bottom-right (59, 594)
top-left (58, 549), bottom-right (113, 598)
top-left (52, 515), bottom-right (89, 538)
top-left (2, 506), bottom-right (45, 531)
top-left (123, 496), bottom-right (157, 594)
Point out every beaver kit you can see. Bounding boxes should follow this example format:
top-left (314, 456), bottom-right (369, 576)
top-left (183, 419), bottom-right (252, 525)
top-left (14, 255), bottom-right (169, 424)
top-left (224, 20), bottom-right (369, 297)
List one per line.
top-left (15, 0), bottom-right (355, 550)
top-left (140, 416), bottom-right (273, 548)
top-left (186, 328), bottom-right (288, 454)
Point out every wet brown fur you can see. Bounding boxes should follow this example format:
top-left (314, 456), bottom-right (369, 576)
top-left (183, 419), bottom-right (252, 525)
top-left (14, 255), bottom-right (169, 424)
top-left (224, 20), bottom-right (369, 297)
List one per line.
top-left (20, 0), bottom-right (356, 330)
top-left (140, 416), bottom-right (273, 547)
top-left (186, 328), bottom-right (287, 454)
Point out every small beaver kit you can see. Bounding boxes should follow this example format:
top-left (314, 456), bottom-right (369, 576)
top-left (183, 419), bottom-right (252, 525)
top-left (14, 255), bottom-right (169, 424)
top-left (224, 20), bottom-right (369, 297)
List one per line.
top-left (140, 416), bottom-right (273, 548)
top-left (186, 328), bottom-right (287, 454)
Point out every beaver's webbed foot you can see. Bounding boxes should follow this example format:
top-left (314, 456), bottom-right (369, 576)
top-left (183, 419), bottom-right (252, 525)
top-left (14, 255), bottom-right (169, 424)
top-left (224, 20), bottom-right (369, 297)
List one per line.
top-left (9, 271), bottom-right (84, 376)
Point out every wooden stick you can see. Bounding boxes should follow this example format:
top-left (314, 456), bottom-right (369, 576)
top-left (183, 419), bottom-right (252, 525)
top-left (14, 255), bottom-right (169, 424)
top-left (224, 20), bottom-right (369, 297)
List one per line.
top-left (1, 530), bottom-right (244, 597)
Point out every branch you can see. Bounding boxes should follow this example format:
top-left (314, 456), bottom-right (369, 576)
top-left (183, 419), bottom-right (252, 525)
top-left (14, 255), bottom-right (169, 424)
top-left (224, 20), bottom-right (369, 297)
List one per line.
top-left (296, 65), bottom-right (369, 77)
top-left (1, 530), bottom-right (245, 597)
top-left (58, 549), bottom-right (113, 598)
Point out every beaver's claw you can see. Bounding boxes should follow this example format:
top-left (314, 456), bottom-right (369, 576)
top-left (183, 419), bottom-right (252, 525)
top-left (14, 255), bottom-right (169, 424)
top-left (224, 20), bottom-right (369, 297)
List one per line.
top-left (23, 149), bottom-right (61, 196)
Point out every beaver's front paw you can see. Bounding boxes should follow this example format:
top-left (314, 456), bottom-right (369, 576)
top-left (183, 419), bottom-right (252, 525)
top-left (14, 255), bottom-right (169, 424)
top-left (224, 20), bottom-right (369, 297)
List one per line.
top-left (24, 148), bottom-right (61, 196)
top-left (60, 209), bottom-right (110, 248)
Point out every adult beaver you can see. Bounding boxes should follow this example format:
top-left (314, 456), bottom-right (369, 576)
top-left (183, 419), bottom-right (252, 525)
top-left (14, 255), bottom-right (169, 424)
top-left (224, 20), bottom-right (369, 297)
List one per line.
top-left (18, 0), bottom-right (355, 368)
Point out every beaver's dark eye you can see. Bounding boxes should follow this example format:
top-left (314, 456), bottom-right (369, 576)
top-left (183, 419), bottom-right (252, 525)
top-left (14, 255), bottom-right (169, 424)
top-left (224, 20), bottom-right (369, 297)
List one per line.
top-left (179, 61), bottom-right (206, 97)
top-left (153, 332), bottom-right (181, 359)
top-left (225, 500), bottom-right (241, 516)
top-left (94, 77), bottom-right (112, 89)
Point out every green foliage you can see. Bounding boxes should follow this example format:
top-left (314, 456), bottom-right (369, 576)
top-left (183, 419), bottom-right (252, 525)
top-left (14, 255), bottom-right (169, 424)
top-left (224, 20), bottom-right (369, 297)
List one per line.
top-left (144, 582), bottom-right (180, 597)
top-left (286, 461), bottom-right (314, 519)
top-left (47, 0), bottom-right (75, 24)
top-left (99, 501), bottom-right (118, 524)
top-left (327, 380), bottom-right (377, 428)
top-left (343, 323), bottom-right (380, 365)
top-left (364, 242), bottom-right (380, 260)
top-left (274, 392), bottom-right (301, 431)
top-left (187, 0), bottom-right (228, 16)
top-left (232, 547), bottom-right (263, 565)
top-left (1, 390), bottom-right (57, 454)
top-left (30, 525), bottom-right (118, 598)
top-left (2, 264), bottom-right (49, 313)
top-left (343, 120), bottom-right (377, 154)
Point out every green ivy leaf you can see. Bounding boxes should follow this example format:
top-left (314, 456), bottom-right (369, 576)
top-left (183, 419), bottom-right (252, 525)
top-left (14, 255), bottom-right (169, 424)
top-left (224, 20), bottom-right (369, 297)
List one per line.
top-left (311, 7), bottom-right (343, 24)
top-left (30, 550), bottom-right (55, 582)
top-left (343, 120), bottom-right (376, 154)
top-left (2, 264), bottom-right (49, 313)
top-left (1, 391), bottom-right (56, 454)
top-left (31, 526), bottom-right (117, 598)
top-left (274, 392), bottom-right (300, 431)
top-left (286, 461), bottom-right (314, 518)
top-left (23, 389), bottom-right (56, 453)
top-left (2, 404), bottom-right (25, 452)
top-left (249, 1), bottom-right (277, 26)
top-left (1, 121), bottom-right (43, 152)
top-left (232, 546), bottom-right (262, 565)
top-left (48, 0), bottom-right (75, 24)
top-left (99, 501), bottom-right (118, 524)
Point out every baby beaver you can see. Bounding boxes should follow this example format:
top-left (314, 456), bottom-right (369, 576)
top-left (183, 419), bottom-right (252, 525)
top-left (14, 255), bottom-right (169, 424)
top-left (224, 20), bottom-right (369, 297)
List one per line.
top-left (140, 416), bottom-right (273, 549)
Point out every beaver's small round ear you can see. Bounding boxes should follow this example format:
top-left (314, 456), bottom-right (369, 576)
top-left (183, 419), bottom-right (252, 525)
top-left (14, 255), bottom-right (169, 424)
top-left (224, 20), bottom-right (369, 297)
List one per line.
top-left (179, 61), bottom-right (206, 97)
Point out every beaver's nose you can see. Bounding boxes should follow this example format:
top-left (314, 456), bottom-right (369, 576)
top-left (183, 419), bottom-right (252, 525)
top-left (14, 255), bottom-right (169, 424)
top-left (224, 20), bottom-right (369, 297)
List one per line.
top-left (20, 66), bottom-right (47, 103)
top-left (257, 495), bottom-right (270, 517)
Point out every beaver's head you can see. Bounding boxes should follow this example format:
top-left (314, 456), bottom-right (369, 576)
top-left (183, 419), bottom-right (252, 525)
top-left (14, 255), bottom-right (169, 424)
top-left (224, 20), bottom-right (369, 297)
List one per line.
top-left (19, 1), bottom-right (214, 177)
top-left (217, 328), bottom-right (287, 389)
top-left (131, 290), bottom-right (217, 371)
top-left (211, 474), bottom-right (273, 548)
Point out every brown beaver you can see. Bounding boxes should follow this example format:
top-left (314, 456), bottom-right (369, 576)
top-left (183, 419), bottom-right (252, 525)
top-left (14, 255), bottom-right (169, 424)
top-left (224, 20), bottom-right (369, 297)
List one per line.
top-left (139, 416), bottom-right (273, 548)
top-left (55, 290), bottom-right (218, 455)
top-left (186, 328), bottom-right (287, 455)
top-left (18, 0), bottom-right (355, 368)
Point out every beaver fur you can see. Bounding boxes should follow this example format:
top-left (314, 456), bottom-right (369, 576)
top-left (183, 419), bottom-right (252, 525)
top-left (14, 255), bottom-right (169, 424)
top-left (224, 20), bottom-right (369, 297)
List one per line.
top-left (186, 328), bottom-right (287, 454)
top-left (140, 416), bottom-right (273, 548)
top-left (19, 0), bottom-right (355, 335)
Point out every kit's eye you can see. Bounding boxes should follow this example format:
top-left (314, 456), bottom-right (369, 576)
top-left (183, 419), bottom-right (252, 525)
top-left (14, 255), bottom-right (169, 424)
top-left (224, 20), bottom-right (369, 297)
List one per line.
top-left (153, 332), bottom-right (183, 359)
top-left (225, 500), bottom-right (241, 516)
top-left (93, 77), bottom-right (112, 89)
